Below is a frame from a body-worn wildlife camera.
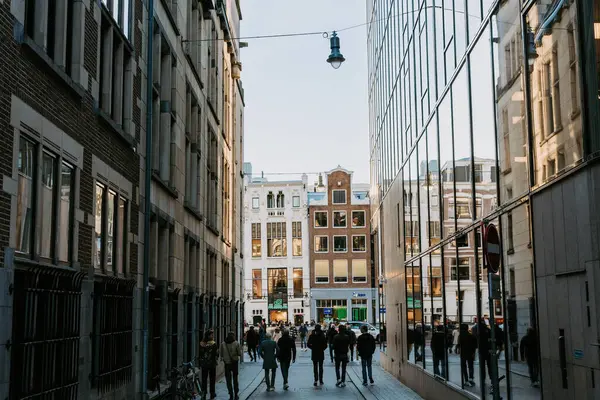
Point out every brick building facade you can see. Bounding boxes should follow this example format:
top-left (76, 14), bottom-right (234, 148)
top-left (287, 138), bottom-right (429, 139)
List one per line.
top-left (308, 167), bottom-right (376, 324)
top-left (0, 0), bottom-right (244, 399)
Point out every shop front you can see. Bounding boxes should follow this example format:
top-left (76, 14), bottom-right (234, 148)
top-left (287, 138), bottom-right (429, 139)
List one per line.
top-left (267, 268), bottom-right (288, 323)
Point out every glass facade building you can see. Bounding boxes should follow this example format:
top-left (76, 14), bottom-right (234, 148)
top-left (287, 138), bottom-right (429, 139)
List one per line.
top-left (368, 0), bottom-right (600, 399)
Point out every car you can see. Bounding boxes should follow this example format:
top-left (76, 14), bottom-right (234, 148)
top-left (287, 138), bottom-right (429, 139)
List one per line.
top-left (346, 321), bottom-right (380, 342)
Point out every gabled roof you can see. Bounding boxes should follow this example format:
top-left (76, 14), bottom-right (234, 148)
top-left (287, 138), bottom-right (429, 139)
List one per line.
top-left (326, 165), bottom-right (353, 176)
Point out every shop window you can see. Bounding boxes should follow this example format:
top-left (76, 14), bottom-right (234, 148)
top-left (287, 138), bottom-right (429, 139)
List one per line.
top-left (293, 268), bottom-right (303, 298)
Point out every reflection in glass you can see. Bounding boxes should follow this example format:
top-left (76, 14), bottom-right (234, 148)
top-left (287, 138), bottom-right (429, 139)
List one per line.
top-left (95, 184), bottom-right (104, 268)
top-left (40, 153), bottom-right (56, 258)
top-left (16, 137), bottom-right (35, 254)
top-left (417, 136), bottom-right (428, 252)
top-left (494, 4), bottom-right (530, 204)
top-left (106, 191), bottom-right (115, 270)
top-left (407, 262), bottom-right (424, 365)
top-left (116, 197), bottom-right (126, 274)
top-left (526, 1), bottom-right (582, 187)
top-left (58, 163), bottom-right (73, 262)
top-left (439, 93), bottom-right (455, 238)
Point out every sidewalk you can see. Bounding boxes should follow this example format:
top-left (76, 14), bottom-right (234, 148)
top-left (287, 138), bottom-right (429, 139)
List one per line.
top-left (346, 357), bottom-right (423, 400)
top-left (214, 354), bottom-right (264, 399)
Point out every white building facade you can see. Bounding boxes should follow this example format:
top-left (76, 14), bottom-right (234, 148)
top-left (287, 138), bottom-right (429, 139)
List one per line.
top-left (243, 170), bottom-right (311, 325)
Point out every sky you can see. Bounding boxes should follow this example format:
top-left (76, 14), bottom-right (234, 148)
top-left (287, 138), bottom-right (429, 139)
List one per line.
top-left (240, 0), bottom-right (370, 184)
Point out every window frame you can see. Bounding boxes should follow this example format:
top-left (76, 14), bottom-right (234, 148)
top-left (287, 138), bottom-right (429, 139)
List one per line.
top-left (332, 189), bottom-right (347, 205)
top-left (292, 196), bottom-right (300, 208)
top-left (314, 211), bottom-right (328, 228)
top-left (333, 210), bottom-right (347, 228)
top-left (333, 259), bottom-right (349, 283)
top-left (352, 259), bottom-right (368, 283)
top-left (333, 235), bottom-right (348, 253)
top-left (351, 210), bottom-right (366, 228)
top-left (314, 235), bottom-right (329, 253)
top-left (352, 235), bottom-right (367, 253)
top-left (314, 260), bottom-right (329, 284)
top-left (252, 269), bottom-right (262, 299)
top-left (251, 222), bottom-right (261, 258)
top-left (292, 221), bottom-right (302, 257)
top-left (252, 197), bottom-right (259, 209)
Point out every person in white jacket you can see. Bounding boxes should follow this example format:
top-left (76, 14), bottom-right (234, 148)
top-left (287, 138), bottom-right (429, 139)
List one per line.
top-left (452, 327), bottom-right (460, 354)
top-left (220, 331), bottom-right (243, 400)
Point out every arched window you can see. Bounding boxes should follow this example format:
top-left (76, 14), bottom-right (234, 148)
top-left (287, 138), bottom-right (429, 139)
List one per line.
top-left (276, 191), bottom-right (285, 208)
top-left (267, 191), bottom-right (274, 208)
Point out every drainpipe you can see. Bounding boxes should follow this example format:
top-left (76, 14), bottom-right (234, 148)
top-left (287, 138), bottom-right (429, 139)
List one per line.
top-left (141, 0), bottom-right (155, 396)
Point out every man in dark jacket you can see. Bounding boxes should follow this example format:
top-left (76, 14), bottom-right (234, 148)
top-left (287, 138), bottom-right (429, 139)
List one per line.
top-left (327, 324), bottom-right (337, 363)
top-left (520, 327), bottom-right (540, 387)
top-left (299, 323), bottom-right (309, 350)
top-left (307, 324), bottom-right (328, 386)
top-left (357, 325), bottom-right (376, 386)
top-left (246, 326), bottom-right (258, 362)
top-left (459, 323), bottom-right (477, 386)
top-left (347, 328), bottom-right (357, 362)
top-left (277, 329), bottom-right (296, 390)
top-left (333, 325), bottom-right (351, 387)
top-left (431, 325), bottom-right (446, 378)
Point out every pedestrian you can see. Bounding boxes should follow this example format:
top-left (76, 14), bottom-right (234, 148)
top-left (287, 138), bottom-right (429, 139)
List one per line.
top-left (307, 324), bottom-right (328, 386)
top-left (257, 322), bottom-right (266, 359)
top-left (357, 325), bottom-right (376, 386)
top-left (520, 327), bottom-right (540, 388)
top-left (289, 324), bottom-right (298, 343)
top-left (277, 328), bottom-right (297, 390)
top-left (431, 325), bottom-right (446, 378)
top-left (220, 331), bottom-right (242, 400)
top-left (333, 325), bottom-right (351, 387)
top-left (459, 323), bottom-right (477, 387)
top-left (414, 324), bottom-right (423, 362)
top-left (245, 326), bottom-right (258, 362)
top-left (299, 322), bottom-right (309, 351)
top-left (347, 327), bottom-right (357, 362)
top-left (273, 327), bottom-right (282, 343)
top-left (198, 330), bottom-right (219, 400)
top-left (327, 323), bottom-right (337, 363)
top-left (259, 332), bottom-right (279, 392)
top-left (452, 326), bottom-right (460, 354)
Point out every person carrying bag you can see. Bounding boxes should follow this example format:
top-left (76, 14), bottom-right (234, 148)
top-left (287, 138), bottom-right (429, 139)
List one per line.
top-left (220, 331), bottom-right (243, 400)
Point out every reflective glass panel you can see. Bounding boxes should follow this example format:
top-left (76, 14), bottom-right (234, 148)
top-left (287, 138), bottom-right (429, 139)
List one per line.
top-left (16, 137), bottom-right (35, 254)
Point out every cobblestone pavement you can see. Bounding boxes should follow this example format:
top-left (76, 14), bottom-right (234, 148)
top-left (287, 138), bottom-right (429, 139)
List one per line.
top-left (240, 348), bottom-right (422, 400)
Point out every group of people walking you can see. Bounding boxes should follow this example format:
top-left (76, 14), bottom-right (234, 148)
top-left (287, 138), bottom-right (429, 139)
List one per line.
top-left (259, 322), bottom-right (377, 390)
top-left (197, 330), bottom-right (243, 400)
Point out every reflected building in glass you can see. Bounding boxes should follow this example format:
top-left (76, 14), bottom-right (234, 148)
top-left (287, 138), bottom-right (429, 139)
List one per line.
top-left (368, 0), bottom-right (600, 398)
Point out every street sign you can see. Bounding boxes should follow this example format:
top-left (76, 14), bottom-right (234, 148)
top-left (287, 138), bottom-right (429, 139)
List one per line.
top-left (323, 307), bottom-right (333, 316)
top-left (484, 223), bottom-right (501, 273)
top-left (379, 307), bottom-right (386, 314)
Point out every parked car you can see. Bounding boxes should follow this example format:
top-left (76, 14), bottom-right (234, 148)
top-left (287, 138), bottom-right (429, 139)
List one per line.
top-left (346, 321), bottom-right (381, 342)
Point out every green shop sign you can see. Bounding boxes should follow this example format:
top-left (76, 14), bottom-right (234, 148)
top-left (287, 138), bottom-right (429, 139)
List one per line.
top-left (407, 297), bottom-right (422, 309)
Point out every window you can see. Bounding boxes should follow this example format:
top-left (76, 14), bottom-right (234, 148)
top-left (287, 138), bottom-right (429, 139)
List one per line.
top-left (267, 192), bottom-right (274, 208)
top-left (315, 260), bottom-right (329, 283)
top-left (332, 189), bottom-right (346, 204)
top-left (428, 221), bottom-right (441, 238)
top-left (333, 236), bottom-right (347, 252)
top-left (507, 212), bottom-right (514, 251)
top-left (95, 184), bottom-right (128, 274)
top-left (476, 198), bottom-right (482, 217)
top-left (333, 259), bottom-right (348, 283)
top-left (502, 108), bottom-right (511, 171)
top-left (455, 234), bottom-right (468, 248)
top-left (252, 270), bottom-right (262, 299)
top-left (252, 197), bottom-right (259, 209)
top-left (24, 0), bottom-right (79, 75)
top-left (314, 211), bottom-right (328, 228)
top-left (456, 199), bottom-right (471, 219)
top-left (352, 259), bottom-right (368, 283)
top-left (333, 211), bottom-right (347, 228)
top-left (474, 164), bottom-right (484, 183)
top-left (293, 268), bottom-right (303, 298)
top-left (206, 129), bottom-right (219, 230)
top-left (430, 267), bottom-right (442, 297)
top-left (99, 2), bottom-right (134, 135)
top-left (222, 159), bottom-right (231, 242)
top-left (352, 211), bottom-right (366, 227)
top-left (207, 20), bottom-right (219, 111)
top-left (567, 25), bottom-right (579, 115)
top-left (251, 223), bottom-right (261, 257)
top-left (16, 138), bottom-right (76, 262)
top-left (352, 235), bottom-right (367, 252)
top-left (276, 191), bottom-right (285, 208)
top-left (184, 84), bottom-right (202, 213)
top-left (292, 221), bottom-right (302, 256)
top-left (454, 165), bottom-right (469, 182)
top-left (314, 236), bottom-right (328, 253)
top-left (267, 222), bottom-right (287, 257)
top-left (185, 0), bottom-right (203, 76)
top-left (293, 196), bottom-right (300, 207)
top-left (450, 258), bottom-right (470, 280)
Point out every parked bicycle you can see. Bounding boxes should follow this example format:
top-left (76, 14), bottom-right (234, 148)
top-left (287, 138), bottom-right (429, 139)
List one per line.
top-left (154, 361), bottom-right (202, 399)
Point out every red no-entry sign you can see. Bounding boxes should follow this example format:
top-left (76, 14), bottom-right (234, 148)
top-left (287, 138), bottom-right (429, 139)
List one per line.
top-left (484, 224), bottom-right (501, 273)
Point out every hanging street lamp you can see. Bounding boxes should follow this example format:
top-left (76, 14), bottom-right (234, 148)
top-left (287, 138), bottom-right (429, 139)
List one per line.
top-left (326, 31), bottom-right (345, 69)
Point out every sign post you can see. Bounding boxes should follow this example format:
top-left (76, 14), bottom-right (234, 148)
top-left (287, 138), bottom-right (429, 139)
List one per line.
top-left (484, 223), bottom-right (503, 400)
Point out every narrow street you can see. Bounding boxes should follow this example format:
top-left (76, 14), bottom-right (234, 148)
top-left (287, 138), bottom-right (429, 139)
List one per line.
top-left (217, 349), bottom-right (422, 400)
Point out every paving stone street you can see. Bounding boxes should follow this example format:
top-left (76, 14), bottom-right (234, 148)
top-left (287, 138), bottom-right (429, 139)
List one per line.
top-left (214, 348), bottom-right (422, 400)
